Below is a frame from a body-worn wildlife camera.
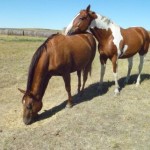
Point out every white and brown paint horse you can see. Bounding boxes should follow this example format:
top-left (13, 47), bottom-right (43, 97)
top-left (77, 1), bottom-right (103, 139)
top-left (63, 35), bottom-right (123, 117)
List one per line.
top-left (66, 5), bottom-right (150, 95)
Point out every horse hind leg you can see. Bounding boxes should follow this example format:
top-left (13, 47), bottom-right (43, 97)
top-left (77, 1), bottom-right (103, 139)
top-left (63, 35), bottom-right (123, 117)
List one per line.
top-left (124, 57), bottom-right (133, 84)
top-left (62, 73), bottom-right (72, 108)
top-left (136, 38), bottom-right (149, 86)
top-left (98, 55), bottom-right (107, 93)
top-left (136, 54), bottom-right (145, 86)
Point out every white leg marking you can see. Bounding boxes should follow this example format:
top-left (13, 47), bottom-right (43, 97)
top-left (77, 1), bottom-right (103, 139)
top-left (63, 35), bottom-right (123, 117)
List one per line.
top-left (100, 64), bottom-right (106, 83)
top-left (125, 57), bottom-right (133, 84)
top-left (136, 55), bottom-right (145, 86)
top-left (113, 72), bottom-right (120, 95)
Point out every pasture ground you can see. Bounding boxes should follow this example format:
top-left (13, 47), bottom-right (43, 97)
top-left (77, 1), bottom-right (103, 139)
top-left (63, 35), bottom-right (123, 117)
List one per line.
top-left (0, 35), bottom-right (150, 150)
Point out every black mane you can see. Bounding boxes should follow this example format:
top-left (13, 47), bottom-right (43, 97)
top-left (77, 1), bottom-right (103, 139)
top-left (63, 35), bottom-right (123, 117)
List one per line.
top-left (26, 33), bottom-right (59, 91)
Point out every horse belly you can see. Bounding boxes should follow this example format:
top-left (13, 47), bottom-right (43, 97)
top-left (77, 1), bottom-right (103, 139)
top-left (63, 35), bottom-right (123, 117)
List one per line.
top-left (121, 41), bottom-right (142, 58)
top-left (48, 52), bottom-right (86, 75)
top-left (119, 45), bottom-right (140, 58)
top-left (120, 28), bottom-right (148, 58)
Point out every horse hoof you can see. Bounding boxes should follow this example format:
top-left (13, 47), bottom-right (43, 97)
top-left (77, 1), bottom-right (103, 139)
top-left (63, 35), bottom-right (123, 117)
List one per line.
top-left (114, 89), bottom-right (120, 96)
top-left (66, 103), bottom-right (73, 108)
top-left (114, 92), bottom-right (120, 96)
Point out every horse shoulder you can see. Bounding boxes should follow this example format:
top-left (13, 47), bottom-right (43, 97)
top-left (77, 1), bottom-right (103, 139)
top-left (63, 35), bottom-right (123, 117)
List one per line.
top-left (47, 36), bottom-right (70, 71)
top-left (98, 34), bottom-right (116, 59)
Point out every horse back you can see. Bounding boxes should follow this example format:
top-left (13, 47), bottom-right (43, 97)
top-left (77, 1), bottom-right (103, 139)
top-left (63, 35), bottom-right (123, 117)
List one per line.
top-left (67, 33), bottom-right (96, 51)
top-left (47, 33), bottom-right (96, 73)
top-left (120, 27), bottom-right (149, 57)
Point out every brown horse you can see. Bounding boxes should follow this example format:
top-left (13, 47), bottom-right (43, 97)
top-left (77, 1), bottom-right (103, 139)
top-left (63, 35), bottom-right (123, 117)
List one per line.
top-left (18, 33), bottom-right (96, 125)
top-left (65, 5), bottom-right (150, 95)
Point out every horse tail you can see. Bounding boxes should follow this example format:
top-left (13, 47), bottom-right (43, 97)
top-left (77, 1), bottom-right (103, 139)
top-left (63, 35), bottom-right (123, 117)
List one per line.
top-left (87, 61), bottom-right (93, 77)
top-left (81, 62), bottom-right (93, 77)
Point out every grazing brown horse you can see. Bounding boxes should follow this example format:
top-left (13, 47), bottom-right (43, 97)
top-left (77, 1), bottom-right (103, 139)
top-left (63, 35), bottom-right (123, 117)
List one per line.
top-left (65, 5), bottom-right (150, 95)
top-left (18, 33), bottom-right (96, 125)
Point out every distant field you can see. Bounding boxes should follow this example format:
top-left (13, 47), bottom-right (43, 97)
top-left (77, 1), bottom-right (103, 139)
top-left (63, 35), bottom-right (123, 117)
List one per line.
top-left (0, 28), bottom-right (61, 37)
top-left (0, 35), bottom-right (150, 150)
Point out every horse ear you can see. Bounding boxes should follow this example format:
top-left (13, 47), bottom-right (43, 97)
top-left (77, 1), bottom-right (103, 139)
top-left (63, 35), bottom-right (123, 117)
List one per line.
top-left (18, 88), bottom-right (26, 94)
top-left (86, 5), bottom-right (91, 12)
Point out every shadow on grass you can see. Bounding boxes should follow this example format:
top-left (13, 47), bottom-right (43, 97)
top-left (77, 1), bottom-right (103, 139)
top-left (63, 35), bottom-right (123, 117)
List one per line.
top-left (36, 73), bottom-right (150, 123)
top-left (119, 73), bottom-right (150, 90)
top-left (37, 80), bottom-right (114, 123)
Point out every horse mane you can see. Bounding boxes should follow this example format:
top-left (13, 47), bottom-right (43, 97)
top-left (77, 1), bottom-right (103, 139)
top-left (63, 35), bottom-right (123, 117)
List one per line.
top-left (99, 14), bottom-right (114, 25)
top-left (26, 33), bottom-right (59, 91)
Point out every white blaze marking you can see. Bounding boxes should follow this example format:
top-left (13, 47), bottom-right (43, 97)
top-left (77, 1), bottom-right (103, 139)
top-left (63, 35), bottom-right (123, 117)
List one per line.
top-left (65, 14), bottom-right (79, 35)
top-left (65, 21), bottom-right (73, 35)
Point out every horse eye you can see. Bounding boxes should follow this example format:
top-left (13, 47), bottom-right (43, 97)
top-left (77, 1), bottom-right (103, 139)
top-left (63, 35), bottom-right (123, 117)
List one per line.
top-left (80, 16), bottom-right (88, 20)
top-left (80, 17), bottom-right (84, 20)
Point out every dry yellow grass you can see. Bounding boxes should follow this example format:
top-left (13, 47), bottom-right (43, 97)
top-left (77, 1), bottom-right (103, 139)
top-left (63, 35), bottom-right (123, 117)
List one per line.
top-left (0, 35), bottom-right (150, 150)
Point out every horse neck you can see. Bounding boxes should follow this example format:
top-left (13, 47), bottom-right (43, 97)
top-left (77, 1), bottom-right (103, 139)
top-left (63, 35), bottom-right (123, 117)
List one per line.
top-left (90, 13), bottom-right (121, 41)
top-left (29, 53), bottom-right (50, 100)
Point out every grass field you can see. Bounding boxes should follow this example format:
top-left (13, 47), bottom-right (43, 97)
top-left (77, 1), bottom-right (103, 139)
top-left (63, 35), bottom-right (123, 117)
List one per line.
top-left (0, 35), bottom-right (150, 150)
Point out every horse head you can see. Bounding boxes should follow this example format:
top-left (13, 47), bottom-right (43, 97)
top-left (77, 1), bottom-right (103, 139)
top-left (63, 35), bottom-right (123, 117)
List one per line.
top-left (18, 88), bottom-right (43, 125)
top-left (66, 5), bottom-right (97, 35)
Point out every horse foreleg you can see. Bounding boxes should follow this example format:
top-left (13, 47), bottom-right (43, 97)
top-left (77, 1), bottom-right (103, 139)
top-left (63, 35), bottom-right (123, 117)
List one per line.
top-left (98, 55), bottom-right (107, 92)
top-left (62, 73), bottom-right (72, 108)
top-left (111, 56), bottom-right (120, 95)
top-left (136, 55), bottom-right (145, 86)
top-left (98, 63), bottom-right (106, 91)
top-left (77, 70), bottom-right (81, 94)
top-left (124, 57), bottom-right (133, 84)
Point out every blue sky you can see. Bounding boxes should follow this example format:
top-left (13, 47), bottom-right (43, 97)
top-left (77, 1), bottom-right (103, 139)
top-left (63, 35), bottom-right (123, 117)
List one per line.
top-left (1, 0), bottom-right (150, 30)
